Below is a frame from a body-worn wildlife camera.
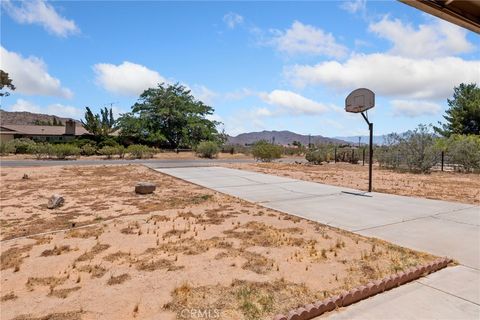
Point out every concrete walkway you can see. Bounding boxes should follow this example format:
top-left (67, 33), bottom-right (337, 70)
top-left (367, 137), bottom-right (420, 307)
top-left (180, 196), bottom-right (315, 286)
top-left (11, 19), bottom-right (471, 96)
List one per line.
top-left (155, 166), bottom-right (480, 319)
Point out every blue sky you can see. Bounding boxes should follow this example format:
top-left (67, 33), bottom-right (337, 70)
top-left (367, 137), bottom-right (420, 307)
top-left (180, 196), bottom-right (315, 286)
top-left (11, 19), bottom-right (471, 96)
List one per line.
top-left (1, 0), bottom-right (479, 137)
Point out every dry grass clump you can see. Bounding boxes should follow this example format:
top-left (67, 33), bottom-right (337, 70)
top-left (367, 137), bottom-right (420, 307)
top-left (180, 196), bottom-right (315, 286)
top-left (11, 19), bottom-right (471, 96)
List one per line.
top-left (1, 292), bottom-right (18, 301)
top-left (103, 251), bottom-right (131, 263)
top-left (196, 207), bottom-right (238, 225)
top-left (136, 258), bottom-right (184, 272)
top-left (12, 311), bottom-right (83, 320)
top-left (224, 221), bottom-right (307, 248)
top-left (1, 244), bottom-right (33, 270)
top-left (164, 279), bottom-right (317, 320)
top-left (48, 286), bottom-right (81, 299)
top-left (107, 273), bottom-right (131, 285)
top-left (26, 276), bottom-right (67, 290)
top-left (66, 226), bottom-right (104, 239)
top-left (40, 245), bottom-right (72, 257)
top-left (77, 264), bottom-right (107, 278)
top-left (155, 236), bottom-right (233, 256)
top-left (120, 221), bottom-right (141, 235)
top-left (75, 243), bottom-right (110, 262)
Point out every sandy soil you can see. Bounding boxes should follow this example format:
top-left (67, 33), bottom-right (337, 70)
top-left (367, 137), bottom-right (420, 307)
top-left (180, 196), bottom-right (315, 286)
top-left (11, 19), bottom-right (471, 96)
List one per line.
top-left (1, 165), bottom-right (437, 320)
top-left (0, 151), bottom-right (251, 161)
top-left (223, 162), bottom-right (480, 205)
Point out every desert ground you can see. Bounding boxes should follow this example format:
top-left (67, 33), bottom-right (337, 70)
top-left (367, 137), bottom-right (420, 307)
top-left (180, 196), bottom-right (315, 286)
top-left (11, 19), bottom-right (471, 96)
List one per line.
top-left (1, 165), bottom-right (438, 319)
top-left (224, 162), bottom-right (480, 205)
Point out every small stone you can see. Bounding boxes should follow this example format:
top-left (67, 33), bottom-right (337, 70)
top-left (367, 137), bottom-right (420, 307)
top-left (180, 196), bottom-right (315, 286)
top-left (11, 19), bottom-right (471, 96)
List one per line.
top-left (22, 174), bottom-right (29, 179)
top-left (135, 182), bottom-right (156, 194)
top-left (47, 194), bottom-right (64, 209)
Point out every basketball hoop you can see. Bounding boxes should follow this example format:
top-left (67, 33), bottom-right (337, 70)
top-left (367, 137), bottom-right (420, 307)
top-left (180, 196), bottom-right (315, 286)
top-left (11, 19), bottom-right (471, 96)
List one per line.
top-left (345, 88), bottom-right (375, 192)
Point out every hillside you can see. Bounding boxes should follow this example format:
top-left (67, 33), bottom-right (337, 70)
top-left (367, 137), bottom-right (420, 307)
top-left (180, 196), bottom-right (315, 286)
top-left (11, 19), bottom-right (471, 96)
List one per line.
top-left (0, 110), bottom-right (81, 126)
top-left (228, 130), bottom-right (348, 146)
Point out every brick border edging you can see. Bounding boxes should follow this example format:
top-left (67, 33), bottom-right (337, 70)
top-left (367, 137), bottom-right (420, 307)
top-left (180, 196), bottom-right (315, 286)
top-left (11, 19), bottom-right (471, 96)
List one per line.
top-left (273, 257), bottom-right (452, 320)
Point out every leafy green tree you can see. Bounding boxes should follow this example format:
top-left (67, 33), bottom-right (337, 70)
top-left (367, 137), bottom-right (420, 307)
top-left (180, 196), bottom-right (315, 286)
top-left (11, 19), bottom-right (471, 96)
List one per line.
top-left (435, 83), bottom-right (480, 136)
top-left (0, 70), bottom-right (15, 97)
top-left (81, 106), bottom-right (117, 137)
top-left (117, 83), bottom-right (221, 148)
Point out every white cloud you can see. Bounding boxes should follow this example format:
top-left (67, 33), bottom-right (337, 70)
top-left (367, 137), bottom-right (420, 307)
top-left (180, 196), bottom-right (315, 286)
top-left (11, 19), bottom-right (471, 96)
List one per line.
top-left (259, 90), bottom-right (330, 115)
top-left (369, 16), bottom-right (474, 58)
top-left (286, 54), bottom-right (480, 100)
top-left (9, 99), bottom-right (82, 119)
top-left (340, 0), bottom-right (366, 14)
top-left (93, 61), bottom-right (166, 96)
top-left (0, 46), bottom-right (73, 98)
top-left (2, 0), bottom-right (79, 37)
top-left (223, 12), bottom-right (244, 29)
top-left (391, 100), bottom-right (442, 118)
top-left (270, 21), bottom-right (348, 58)
top-left (191, 85), bottom-right (218, 105)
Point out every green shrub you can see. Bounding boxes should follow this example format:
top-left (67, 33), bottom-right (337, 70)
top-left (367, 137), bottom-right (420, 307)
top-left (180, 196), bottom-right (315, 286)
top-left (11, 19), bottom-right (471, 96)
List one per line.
top-left (127, 144), bottom-right (155, 159)
top-left (251, 141), bottom-right (282, 162)
top-left (9, 138), bottom-right (36, 154)
top-left (0, 141), bottom-right (16, 155)
top-left (444, 134), bottom-right (480, 172)
top-left (377, 125), bottom-right (437, 173)
top-left (117, 145), bottom-right (126, 159)
top-left (196, 141), bottom-right (219, 158)
top-left (306, 149), bottom-right (328, 164)
top-left (28, 143), bottom-right (54, 159)
top-left (98, 138), bottom-right (119, 148)
top-left (81, 144), bottom-right (97, 156)
top-left (50, 144), bottom-right (80, 160)
top-left (99, 146), bottom-right (118, 159)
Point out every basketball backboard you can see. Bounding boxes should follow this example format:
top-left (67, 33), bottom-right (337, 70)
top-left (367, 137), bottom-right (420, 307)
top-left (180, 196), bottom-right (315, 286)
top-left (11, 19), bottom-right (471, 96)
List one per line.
top-left (345, 88), bottom-right (375, 113)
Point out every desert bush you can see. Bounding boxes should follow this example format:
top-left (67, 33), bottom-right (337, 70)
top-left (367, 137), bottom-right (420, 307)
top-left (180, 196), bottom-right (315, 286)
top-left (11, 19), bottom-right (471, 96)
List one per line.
top-left (283, 146), bottom-right (305, 156)
top-left (251, 141), bottom-right (282, 162)
top-left (0, 142), bottom-right (16, 155)
top-left (306, 148), bottom-right (329, 164)
top-left (8, 138), bottom-right (36, 154)
top-left (81, 144), bottom-right (97, 156)
top-left (28, 143), bottom-right (54, 159)
top-left (196, 141), bottom-right (219, 158)
top-left (444, 134), bottom-right (480, 172)
top-left (98, 146), bottom-right (118, 159)
top-left (377, 125), bottom-right (437, 173)
top-left (335, 147), bottom-right (360, 164)
top-left (127, 144), bottom-right (155, 159)
top-left (50, 144), bottom-right (81, 160)
top-left (116, 145), bottom-right (126, 159)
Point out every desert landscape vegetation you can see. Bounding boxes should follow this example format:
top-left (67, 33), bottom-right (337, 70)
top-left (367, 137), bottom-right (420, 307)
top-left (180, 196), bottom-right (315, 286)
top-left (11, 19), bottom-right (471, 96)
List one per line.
top-left (1, 165), bottom-right (440, 320)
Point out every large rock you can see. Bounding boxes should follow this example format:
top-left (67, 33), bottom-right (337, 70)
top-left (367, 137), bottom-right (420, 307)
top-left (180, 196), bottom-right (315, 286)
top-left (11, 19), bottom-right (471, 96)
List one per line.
top-left (135, 182), bottom-right (156, 194)
top-left (47, 194), bottom-right (64, 209)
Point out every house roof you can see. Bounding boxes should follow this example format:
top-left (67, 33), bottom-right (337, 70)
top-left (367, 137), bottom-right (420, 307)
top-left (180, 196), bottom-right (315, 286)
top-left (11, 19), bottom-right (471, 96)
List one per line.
top-left (0, 124), bottom-right (90, 136)
top-left (399, 0), bottom-right (480, 34)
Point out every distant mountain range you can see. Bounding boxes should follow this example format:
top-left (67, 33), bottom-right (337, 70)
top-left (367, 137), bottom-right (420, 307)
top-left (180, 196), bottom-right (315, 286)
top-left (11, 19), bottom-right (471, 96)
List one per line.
top-left (227, 130), bottom-right (348, 146)
top-left (334, 135), bottom-right (388, 145)
top-left (0, 110), bottom-right (82, 126)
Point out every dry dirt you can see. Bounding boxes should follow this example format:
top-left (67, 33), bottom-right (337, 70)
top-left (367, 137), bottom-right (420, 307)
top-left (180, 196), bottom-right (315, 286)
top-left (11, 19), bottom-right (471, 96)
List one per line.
top-left (224, 162), bottom-right (480, 205)
top-left (1, 165), bottom-right (438, 320)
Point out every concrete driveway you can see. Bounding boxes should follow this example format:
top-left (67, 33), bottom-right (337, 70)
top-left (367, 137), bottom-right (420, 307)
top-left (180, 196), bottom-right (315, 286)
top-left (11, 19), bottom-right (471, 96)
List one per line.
top-left (156, 166), bottom-right (480, 319)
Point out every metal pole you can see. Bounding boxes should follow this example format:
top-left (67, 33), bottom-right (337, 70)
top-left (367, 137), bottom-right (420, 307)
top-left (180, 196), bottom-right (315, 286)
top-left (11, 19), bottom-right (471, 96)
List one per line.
top-left (334, 147), bottom-right (337, 163)
top-left (363, 148), bottom-right (365, 166)
top-left (441, 151), bottom-right (444, 171)
top-left (368, 122), bottom-right (373, 192)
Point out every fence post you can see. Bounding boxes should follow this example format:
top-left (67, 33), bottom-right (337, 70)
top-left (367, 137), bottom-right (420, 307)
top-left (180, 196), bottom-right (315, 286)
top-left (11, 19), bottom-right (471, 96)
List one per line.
top-left (363, 148), bottom-right (365, 166)
top-left (352, 149), bottom-right (355, 163)
top-left (441, 151), bottom-right (444, 171)
top-left (334, 147), bottom-right (337, 163)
